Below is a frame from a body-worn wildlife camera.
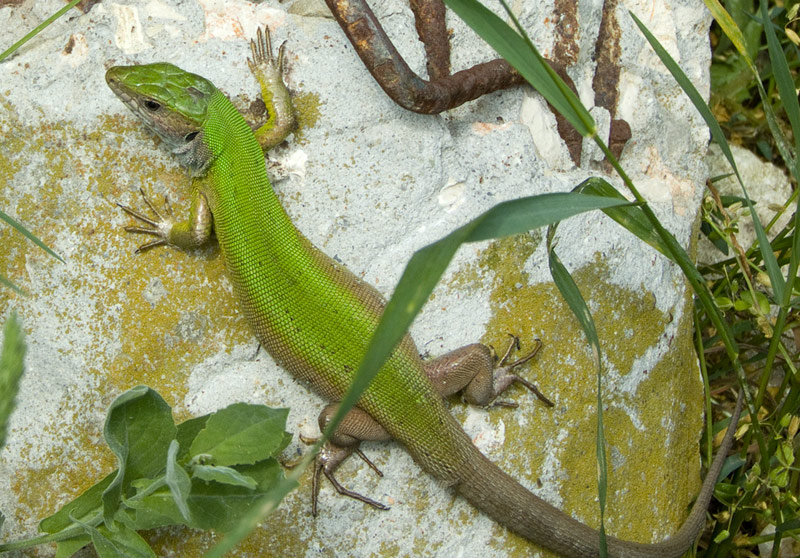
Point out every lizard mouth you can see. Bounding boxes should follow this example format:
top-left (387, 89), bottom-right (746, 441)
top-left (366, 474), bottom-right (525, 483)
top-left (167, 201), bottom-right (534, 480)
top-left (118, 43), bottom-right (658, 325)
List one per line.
top-left (105, 70), bottom-right (139, 112)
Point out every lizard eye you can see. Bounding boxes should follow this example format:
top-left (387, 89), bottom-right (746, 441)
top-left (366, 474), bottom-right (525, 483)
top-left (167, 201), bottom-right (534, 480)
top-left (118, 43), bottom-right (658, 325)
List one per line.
top-left (143, 99), bottom-right (161, 111)
top-left (184, 132), bottom-right (198, 142)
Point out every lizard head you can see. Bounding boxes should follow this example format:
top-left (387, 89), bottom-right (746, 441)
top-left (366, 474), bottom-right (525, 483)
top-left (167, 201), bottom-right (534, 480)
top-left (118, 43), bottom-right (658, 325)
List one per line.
top-left (106, 63), bottom-right (217, 171)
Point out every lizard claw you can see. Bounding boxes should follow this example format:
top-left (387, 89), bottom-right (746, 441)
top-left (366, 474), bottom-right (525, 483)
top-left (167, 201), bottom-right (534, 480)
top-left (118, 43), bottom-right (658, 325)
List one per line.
top-left (248, 26), bottom-right (285, 76)
top-left (116, 188), bottom-right (174, 253)
top-left (491, 337), bottom-right (553, 408)
top-left (311, 442), bottom-right (389, 517)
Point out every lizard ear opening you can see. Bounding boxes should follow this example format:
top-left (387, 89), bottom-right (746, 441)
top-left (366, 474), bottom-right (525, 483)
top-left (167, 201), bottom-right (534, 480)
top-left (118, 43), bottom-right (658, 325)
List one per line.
top-left (184, 131), bottom-right (199, 142)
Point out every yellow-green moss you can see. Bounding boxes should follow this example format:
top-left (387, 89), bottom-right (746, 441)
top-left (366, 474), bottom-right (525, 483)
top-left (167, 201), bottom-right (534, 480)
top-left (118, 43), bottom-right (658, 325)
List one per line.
top-left (445, 237), bottom-right (703, 554)
top-left (292, 91), bottom-right (322, 145)
top-left (1, 88), bottom-right (701, 556)
top-left (0, 103), bottom-right (303, 550)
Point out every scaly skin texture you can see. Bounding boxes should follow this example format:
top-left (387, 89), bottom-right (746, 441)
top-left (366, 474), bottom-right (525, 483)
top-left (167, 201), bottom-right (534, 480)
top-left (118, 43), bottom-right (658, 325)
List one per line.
top-left (107, 28), bottom-right (742, 558)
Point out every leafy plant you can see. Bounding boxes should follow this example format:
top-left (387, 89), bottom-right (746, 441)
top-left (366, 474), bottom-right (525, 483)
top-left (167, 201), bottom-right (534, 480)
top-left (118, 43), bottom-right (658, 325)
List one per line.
top-left (0, 386), bottom-right (291, 557)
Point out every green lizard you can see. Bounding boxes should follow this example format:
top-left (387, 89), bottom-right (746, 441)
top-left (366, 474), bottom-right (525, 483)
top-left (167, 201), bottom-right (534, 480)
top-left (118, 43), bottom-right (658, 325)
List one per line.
top-left (108, 27), bottom-right (743, 558)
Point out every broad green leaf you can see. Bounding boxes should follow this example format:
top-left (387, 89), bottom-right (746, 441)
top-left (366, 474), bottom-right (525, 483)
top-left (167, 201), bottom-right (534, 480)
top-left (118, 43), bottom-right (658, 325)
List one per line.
top-left (54, 536), bottom-right (91, 558)
top-left (40, 471), bottom-right (115, 533)
top-left (166, 440), bottom-right (192, 522)
top-left (86, 522), bottom-right (155, 558)
top-left (0, 313), bottom-right (25, 450)
top-left (187, 460), bottom-right (284, 531)
top-left (114, 478), bottom-right (180, 532)
top-left (192, 465), bottom-right (258, 489)
top-left (101, 387), bottom-right (176, 523)
top-left (175, 414), bottom-right (211, 461)
top-left (188, 403), bottom-right (290, 466)
top-left (104, 387), bottom-right (176, 479)
top-left (126, 459), bottom-right (283, 532)
top-left (42, 408), bottom-right (204, 534)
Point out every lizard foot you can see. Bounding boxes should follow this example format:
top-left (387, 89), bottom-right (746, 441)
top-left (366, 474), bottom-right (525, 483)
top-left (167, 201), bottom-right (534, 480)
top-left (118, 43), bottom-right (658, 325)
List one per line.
top-left (312, 441), bottom-right (389, 517)
top-left (490, 336), bottom-right (553, 408)
top-left (116, 187), bottom-right (174, 253)
top-left (247, 26), bottom-right (286, 85)
top-left (245, 25), bottom-right (296, 152)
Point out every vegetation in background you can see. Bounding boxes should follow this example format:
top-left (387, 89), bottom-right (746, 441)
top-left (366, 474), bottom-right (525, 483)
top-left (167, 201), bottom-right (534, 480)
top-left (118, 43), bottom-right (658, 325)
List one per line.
top-left (700, 1), bottom-right (800, 556)
top-left (1, 0), bottom-right (799, 557)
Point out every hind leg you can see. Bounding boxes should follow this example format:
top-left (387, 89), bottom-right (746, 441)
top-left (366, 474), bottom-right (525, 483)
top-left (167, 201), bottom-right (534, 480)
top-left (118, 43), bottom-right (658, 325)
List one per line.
top-left (312, 404), bottom-right (392, 515)
top-left (424, 338), bottom-right (552, 408)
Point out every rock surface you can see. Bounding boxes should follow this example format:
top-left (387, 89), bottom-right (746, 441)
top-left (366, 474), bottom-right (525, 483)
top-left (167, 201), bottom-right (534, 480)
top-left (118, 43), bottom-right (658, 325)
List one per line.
top-left (0, 0), bottom-right (713, 556)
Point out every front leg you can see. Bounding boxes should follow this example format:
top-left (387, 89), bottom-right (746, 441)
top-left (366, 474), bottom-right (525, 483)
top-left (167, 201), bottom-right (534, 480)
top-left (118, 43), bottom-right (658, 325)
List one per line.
top-left (247, 27), bottom-right (296, 153)
top-left (117, 185), bottom-right (213, 252)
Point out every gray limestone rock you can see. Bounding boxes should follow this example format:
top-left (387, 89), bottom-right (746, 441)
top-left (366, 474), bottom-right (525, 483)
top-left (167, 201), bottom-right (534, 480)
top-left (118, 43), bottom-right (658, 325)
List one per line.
top-left (0, 1), bottom-right (714, 556)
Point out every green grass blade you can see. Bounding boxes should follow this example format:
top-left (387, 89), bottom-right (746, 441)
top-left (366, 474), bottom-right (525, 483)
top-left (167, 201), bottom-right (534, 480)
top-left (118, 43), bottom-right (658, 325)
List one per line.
top-left (0, 275), bottom-right (25, 296)
top-left (0, 313), bottom-right (25, 450)
top-left (0, 209), bottom-right (64, 263)
top-left (760, 0), bottom-right (800, 307)
top-left (630, 10), bottom-right (785, 304)
top-left (444, 0), bottom-right (593, 136)
top-left (709, 0), bottom-right (795, 171)
top-left (547, 246), bottom-right (608, 556)
top-left (325, 193), bottom-right (629, 442)
top-left (704, 0), bottom-right (758, 73)
top-left (629, 11), bottom-right (740, 183)
top-left (760, 1), bottom-right (800, 166)
top-left (0, 0), bottom-right (82, 63)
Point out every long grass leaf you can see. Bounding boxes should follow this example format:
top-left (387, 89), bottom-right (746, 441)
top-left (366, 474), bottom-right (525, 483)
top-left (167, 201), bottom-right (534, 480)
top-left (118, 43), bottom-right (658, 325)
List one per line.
top-left (0, 209), bottom-right (63, 263)
top-left (629, 12), bottom-right (740, 183)
top-left (0, 275), bottom-right (25, 296)
top-left (630, 10), bottom-right (785, 304)
top-left (760, 0), bottom-right (800, 305)
top-left (0, 0), bottom-right (82, 63)
top-left (326, 193), bottom-right (629, 440)
top-left (444, 0), bottom-right (593, 136)
top-left (760, 1), bottom-right (800, 165)
top-left (547, 244), bottom-right (607, 556)
top-left (704, 0), bottom-right (758, 73)
top-left (709, 2), bottom-right (795, 170)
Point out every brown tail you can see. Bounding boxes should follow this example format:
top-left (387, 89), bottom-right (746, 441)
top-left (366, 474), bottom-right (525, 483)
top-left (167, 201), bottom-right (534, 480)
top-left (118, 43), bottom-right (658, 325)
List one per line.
top-left (454, 392), bottom-right (743, 558)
